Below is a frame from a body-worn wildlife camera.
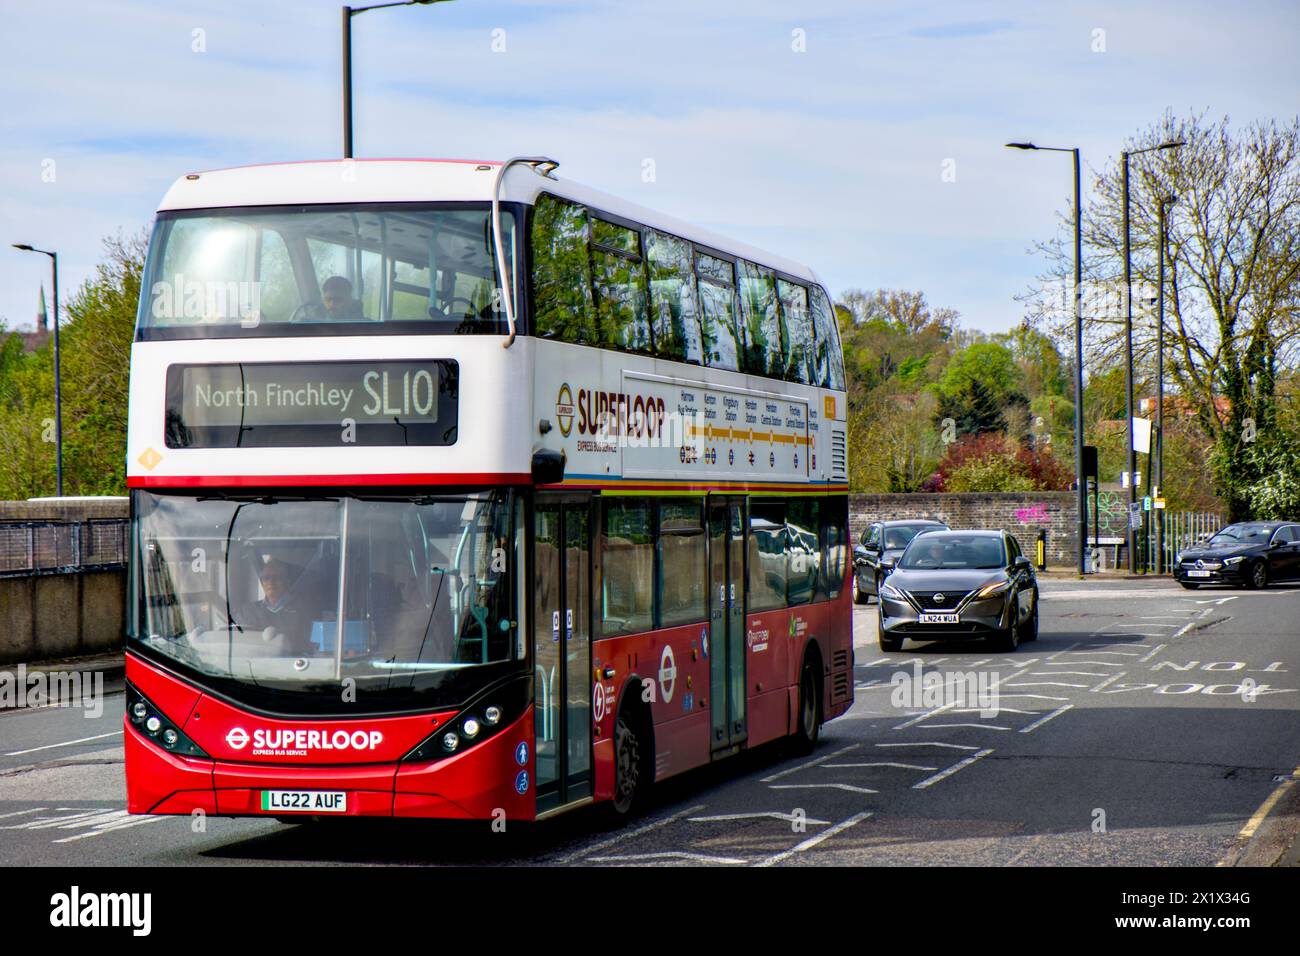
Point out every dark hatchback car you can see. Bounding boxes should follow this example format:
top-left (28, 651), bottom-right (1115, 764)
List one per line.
top-left (1174, 521), bottom-right (1300, 589)
top-left (877, 530), bottom-right (1038, 652)
top-left (852, 519), bottom-right (948, 604)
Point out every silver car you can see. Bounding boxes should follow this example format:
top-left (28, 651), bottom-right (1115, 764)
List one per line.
top-left (877, 530), bottom-right (1038, 652)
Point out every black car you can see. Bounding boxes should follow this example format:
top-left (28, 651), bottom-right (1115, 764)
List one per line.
top-left (853, 518), bottom-right (948, 604)
top-left (877, 530), bottom-right (1038, 652)
top-left (1174, 521), bottom-right (1300, 589)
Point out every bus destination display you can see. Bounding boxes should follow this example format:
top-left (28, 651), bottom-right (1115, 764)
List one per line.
top-left (164, 360), bottom-right (459, 447)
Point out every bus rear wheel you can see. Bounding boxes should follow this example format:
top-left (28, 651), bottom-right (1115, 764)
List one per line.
top-left (790, 661), bottom-right (821, 755)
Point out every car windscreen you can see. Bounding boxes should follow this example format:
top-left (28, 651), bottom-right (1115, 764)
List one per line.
top-left (1208, 524), bottom-right (1273, 545)
top-left (884, 524), bottom-right (938, 550)
top-left (899, 535), bottom-right (1005, 570)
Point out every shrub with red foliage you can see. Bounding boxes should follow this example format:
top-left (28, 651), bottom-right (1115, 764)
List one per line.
top-left (927, 432), bottom-right (1073, 492)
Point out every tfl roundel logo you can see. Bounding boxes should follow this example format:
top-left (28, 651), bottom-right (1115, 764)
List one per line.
top-left (556, 384), bottom-right (575, 437)
top-left (225, 727), bottom-right (250, 750)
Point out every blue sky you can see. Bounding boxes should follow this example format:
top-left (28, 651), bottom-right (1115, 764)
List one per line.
top-left (1, 0), bottom-right (1296, 335)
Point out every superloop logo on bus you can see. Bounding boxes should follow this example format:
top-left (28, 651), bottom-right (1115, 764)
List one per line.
top-left (224, 726), bottom-right (384, 757)
top-left (556, 380), bottom-right (702, 455)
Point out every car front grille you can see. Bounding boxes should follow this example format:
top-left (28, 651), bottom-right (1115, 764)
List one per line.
top-left (906, 590), bottom-right (973, 610)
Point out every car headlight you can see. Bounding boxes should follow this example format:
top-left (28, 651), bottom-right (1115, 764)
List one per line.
top-left (1224, 555), bottom-right (1246, 565)
top-left (880, 582), bottom-right (906, 601)
top-left (975, 580), bottom-right (1011, 600)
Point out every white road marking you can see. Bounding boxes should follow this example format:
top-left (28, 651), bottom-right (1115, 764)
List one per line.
top-left (0, 808), bottom-right (46, 820)
top-left (1019, 704), bottom-right (1073, 733)
top-left (1044, 642), bottom-right (1081, 660)
top-left (588, 851), bottom-right (748, 865)
top-left (992, 693), bottom-right (1070, 701)
top-left (1040, 660), bottom-right (1125, 667)
top-left (688, 812), bottom-right (831, 825)
top-left (0, 807), bottom-right (165, 843)
top-left (53, 812), bottom-right (164, 843)
top-left (949, 707), bottom-right (1041, 715)
top-left (1042, 589), bottom-right (1187, 599)
top-left (913, 749), bottom-right (995, 789)
top-left (1004, 681), bottom-right (1089, 688)
top-left (1028, 670), bottom-right (1111, 677)
top-left (770, 783), bottom-right (878, 794)
top-left (760, 744), bottom-right (858, 783)
top-left (876, 741), bottom-right (979, 750)
top-left (856, 657), bottom-right (893, 668)
top-left (919, 722), bottom-right (1012, 731)
top-left (754, 810), bottom-right (874, 867)
top-left (822, 762), bottom-right (937, 771)
top-left (1089, 672), bottom-right (1126, 692)
top-left (1138, 644), bottom-right (1167, 663)
top-left (893, 701), bottom-right (958, 730)
top-left (556, 803), bottom-right (706, 865)
top-left (4, 731), bottom-right (122, 757)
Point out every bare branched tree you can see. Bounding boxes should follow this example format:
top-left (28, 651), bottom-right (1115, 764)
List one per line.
top-left (1020, 112), bottom-right (1300, 518)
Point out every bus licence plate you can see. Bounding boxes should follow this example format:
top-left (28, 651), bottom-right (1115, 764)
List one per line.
top-left (261, 790), bottom-right (347, 813)
top-left (918, 612), bottom-right (960, 624)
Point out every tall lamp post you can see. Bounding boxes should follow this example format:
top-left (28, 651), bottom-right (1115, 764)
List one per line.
top-left (1007, 142), bottom-right (1087, 576)
top-left (1121, 139), bottom-right (1183, 572)
top-left (1155, 194), bottom-right (1177, 574)
top-left (343, 0), bottom-right (454, 158)
top-left (11, 244), bottom-right (63, 497)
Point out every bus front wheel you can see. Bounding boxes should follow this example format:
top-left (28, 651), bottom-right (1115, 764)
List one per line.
top-left (610, 704), bottom-right (650, 818)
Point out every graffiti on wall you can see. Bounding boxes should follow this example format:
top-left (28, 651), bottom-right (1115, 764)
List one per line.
top-left (1013, 504), bottom-right (1050, 524)
top-left (1087, 491), bottom-right (1129, 537)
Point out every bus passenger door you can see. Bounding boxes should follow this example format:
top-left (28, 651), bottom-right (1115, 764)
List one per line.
top-left (533, 497), bottom-right (593, 811)
top-left (709, 497), bottom-right (747, 752)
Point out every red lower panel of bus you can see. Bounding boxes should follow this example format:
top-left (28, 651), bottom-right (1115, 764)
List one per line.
top-left (594, 594), bottom-right (854, 782)
top-left (125, 653), bottom-right (537, 820)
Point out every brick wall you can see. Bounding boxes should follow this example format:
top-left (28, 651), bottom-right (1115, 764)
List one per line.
top-left (849, 492), bottom-right (1079, 567)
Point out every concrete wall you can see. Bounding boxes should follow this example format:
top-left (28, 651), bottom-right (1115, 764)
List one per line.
top-left (850, 492), bottom-right (1079, 567)
top-left (0, 498), bottom-right (128, 665)
top-left (0, 570), bottom-right (125, 664)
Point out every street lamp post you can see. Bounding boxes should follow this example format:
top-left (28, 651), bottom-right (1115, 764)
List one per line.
top-left (1155, 194), bottom-right (1177, 574)
top-left (342, 0), bottom-right (454, 158)
top-left (1121, 139), bottom-right (1184, 573)
top-left (1006, 142), bottom-right (1087, 576)
top-left (11, 244), bottom-right (63, 497)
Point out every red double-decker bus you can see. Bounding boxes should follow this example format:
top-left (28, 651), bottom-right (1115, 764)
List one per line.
top-left (124, 157), bottom-right (852, 822)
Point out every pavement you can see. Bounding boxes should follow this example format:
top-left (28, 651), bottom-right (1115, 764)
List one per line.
top-left (0, 575), bottom-right (1296, 867)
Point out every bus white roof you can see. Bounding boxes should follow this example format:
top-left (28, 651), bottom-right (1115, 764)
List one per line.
top-left (157, 159), bottom-right (822, 284)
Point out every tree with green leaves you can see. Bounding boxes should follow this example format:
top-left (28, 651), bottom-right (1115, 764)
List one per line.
top-left (0, 231), bottom-right (145, 498)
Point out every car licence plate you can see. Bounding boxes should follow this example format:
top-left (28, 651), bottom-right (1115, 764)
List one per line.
top-left (1187, 569), bottom-right (1212, 578)
top-left (261, 790), bottom-right (347, 813)
top-left (918, 612), bottom-right (960, 624)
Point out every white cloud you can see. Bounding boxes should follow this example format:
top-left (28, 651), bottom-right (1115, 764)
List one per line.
top-left (1, 0), bottom-right (1296, 334)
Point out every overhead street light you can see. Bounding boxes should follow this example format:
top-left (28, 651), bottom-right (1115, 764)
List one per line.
top-left (342, 0), bottom-right (456, 158)
top-left (1121, 139), bottom-right (1183, 572)
top-left (11, 243), bottom-right (63, 497)
top-left (1005, 142), bottom-right (1088, 576)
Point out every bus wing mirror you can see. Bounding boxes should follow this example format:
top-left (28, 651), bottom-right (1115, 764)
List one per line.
top-left (531, 449), bottom-right (566, 485)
